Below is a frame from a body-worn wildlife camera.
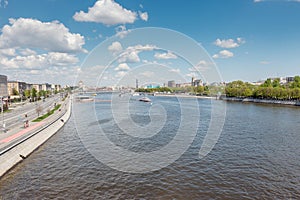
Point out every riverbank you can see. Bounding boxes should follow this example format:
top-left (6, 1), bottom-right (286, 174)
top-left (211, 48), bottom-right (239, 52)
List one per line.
top-left (0, 96), bottom-right (72, 178)
top-left (154, 94), bottom-right (217, 99)
top-left (220, 96), bottom-right (300, 107)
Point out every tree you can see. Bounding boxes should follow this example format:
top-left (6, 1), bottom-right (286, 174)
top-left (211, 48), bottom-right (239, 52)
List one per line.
top-left (195, 86), bottom-right (204, 94)
top-left (272, 78), bottom-right (280, 88)
top-left (12, 88), bottom-right (19, 95)
top-left (261, 79), bottom-right (272, 87)
top-left (36, 105), bottom-right (43, 117)
top-left (31, 88), bottom-right (37, 101)
top-left (38, 90), bottom-right (47, 99)
top-left (290, 76), bottom-right (300, 88)
top-left (24, 90), bottom-right (31, 99)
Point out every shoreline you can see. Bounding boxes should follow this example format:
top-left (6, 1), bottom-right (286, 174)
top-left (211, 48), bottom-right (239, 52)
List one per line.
top-left (0, 96), bottom-right (72, 178)
top-left (154, 94), bottom-right (300, 107)
top-left (154, 94), bottom-right (217, 99)
top-left (220, 96), bottom-right (300, 107)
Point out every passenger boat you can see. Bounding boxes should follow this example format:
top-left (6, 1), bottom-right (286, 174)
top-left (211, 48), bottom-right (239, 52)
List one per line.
top-left (75, 95), bottom-right (94, 102)
top-left (138, 97), bottom-right (151, 102)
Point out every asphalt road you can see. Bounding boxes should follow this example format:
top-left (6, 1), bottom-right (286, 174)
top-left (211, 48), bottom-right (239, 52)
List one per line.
top-left (1, 95), bottom-right (61, 130)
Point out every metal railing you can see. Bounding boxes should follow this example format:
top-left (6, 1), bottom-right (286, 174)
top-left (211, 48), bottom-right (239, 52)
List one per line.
top-left (0, 97), bottom-right (71, 156)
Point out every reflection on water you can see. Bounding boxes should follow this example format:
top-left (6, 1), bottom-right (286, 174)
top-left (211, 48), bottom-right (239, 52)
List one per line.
top-left (0, 94), bottom-right (299, 199)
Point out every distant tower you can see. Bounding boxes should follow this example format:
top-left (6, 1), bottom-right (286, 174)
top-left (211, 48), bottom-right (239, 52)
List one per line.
top-left (191, 77), bottom-right (195, 86)
top-left (136, 79), bottom-right (139, 89)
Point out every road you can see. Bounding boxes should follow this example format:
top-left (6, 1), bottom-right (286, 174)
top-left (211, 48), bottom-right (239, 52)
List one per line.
top-left (0, 95), bottom-right (61, 130)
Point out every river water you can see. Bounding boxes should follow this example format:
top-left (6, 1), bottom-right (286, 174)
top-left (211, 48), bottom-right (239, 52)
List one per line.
top-left (0, 93), bottom-right (299, 199)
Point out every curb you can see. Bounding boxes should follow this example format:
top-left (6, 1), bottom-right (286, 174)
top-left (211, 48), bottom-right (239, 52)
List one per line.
top-left (0, 97), bottom-right (72, 178)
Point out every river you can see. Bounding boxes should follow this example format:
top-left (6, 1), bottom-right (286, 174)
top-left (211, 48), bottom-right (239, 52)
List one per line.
top-left (0, 93), bottom-right (299, 199)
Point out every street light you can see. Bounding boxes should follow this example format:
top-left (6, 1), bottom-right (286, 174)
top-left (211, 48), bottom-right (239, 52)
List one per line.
top-left (0, 96), bottom-right (5, 131)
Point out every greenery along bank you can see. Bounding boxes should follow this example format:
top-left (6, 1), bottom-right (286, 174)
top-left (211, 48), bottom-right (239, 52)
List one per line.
top-left (32, 104), bottom-right (61, 122)
top-left (135, 85), bottom-right (222, 96)
top-left (225, 76), bottom-right (300, 100)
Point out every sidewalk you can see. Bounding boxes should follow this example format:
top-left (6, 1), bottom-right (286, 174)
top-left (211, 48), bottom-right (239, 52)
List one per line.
top-left (0, 98), bottom-right (68, 152)
top-left (0, 121), bottom-right (44, 150)
top-left (0, 96), bottom-right (72, 178)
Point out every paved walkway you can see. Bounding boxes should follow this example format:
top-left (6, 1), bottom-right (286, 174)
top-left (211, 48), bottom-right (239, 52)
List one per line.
top-left (0, 98), bottom-right (68, 152)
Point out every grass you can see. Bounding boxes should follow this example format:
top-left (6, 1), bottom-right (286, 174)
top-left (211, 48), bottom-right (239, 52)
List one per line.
top-left (3, 109), bottom-right (12, 113)
top-left (32, 104), bottom-right (61, 122)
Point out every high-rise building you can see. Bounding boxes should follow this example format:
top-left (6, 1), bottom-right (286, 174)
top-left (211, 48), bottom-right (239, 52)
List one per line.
top-left (168, 80), bottom-right (176, 88)
top-left (136, 79), bottom-right (139, 89)
top-left (0, 75), bottom-right (8, 97)
top-left (7, 81), bottom-right (27, 96)
top-left (191, 77), bottom-right (203, 87)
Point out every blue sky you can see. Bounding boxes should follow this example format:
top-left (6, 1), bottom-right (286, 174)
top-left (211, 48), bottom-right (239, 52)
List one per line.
top-left (0, 0), bottom-right (300, 86)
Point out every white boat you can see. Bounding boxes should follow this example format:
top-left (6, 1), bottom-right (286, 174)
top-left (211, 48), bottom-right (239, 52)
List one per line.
top-left (75, 95), bottom-right (94, 102)
top-left (139, 97), bottom-right (151, 102)
top-left (132, 92), bottom-right (140, 96)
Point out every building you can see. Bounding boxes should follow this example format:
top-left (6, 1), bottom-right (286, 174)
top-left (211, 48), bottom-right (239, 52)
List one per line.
top-left (7, 81), bottom-right (27, 96)
top-left (55, 84), bottom-right (61, 91)
top-left (136, 79), bottom-right (139, 89)
top-left (286, 77), bottom-right (294, 83)
top-left (192, 79), bottom-right (203, 87)
top-left (175, 82), bottom-right (191, 88)
top-left (32, 84), bottom-right (42, 92)
top-left (191, 77), bottom-right (203, 87)
top-left (41, 83), bottom-right (52, 91)
top-left (0, 75), bottom-right (8, 97)
top-left (26, 83), bottom-right (33, 90)
top-left (168, 80), bottom-right (176, 88)
top-left (51, 84), bottom-right (61, 92)
top-left (78, 80), bottom-right (84, 89)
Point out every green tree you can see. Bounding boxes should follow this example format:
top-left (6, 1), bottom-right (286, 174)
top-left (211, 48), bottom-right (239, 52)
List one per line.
top-left (272, 78), bottom-right (280, 88)
top-left (12, 88), bottom-right (19, 95)
top-left (31, 88), bottom-right (37, 101)
top-left (261, 79), bottom-right (272, 87)
top-left (24, 90), bottom-right (31, 99)
top-left (195, 86), bottom-right (204, 94)
top-left (290, 76), bottom-right (300, 88)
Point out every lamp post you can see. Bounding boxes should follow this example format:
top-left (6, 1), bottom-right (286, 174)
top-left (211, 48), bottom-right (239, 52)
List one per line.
top-left (1, 96), bottom-right (4, 130)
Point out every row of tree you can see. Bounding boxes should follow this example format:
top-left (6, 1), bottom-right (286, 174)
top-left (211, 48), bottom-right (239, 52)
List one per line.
top-left (225, 76), bottom-right (300, 100)
top-left (135, 85), bottom-right (223, 96)
top-left (23, 88), bottom-right (52, 102)
top-left (135, 87), bottom-right (172, 93)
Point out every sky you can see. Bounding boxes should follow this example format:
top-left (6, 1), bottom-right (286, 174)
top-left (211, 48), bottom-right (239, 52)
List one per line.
top-left (0, 0), bottom-right (300, 86)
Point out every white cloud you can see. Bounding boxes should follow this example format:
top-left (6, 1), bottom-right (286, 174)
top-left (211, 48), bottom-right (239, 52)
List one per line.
top-left (115, 63), bottom-right (130, 71)
top-left (108, 41), bottom-right (123, 55)
top-left (186, 72), bottom-right (197, 78)
top-left (0, 18), bottom-right (86, 53)
top-left (169, 68), bottom-right (180, 73)
top-left (115, 25), bottom-right (131, 38)
top-left (260, 61), bottom-right (271, 65)
top-left (154, 51), bottom-right (177, 60)
top-left (0, 48), bottom-right (15, 56)
top-left (73, 0), bottom-right (137, 25)
top-left (214, 38), bottom-right (245, 48)
top-left (18, 48), bottom-right (36, 56)
top-left (139, 11), bottom-right (148, 21)
top-left (212, 50), bottom-right (234, 59)
top-left (47, 52), bottom-right (79, 66)
top-left (115, 71), bottom-right (127, 78)
top-left (0, 0), bottom-right (8, 8)
top-left (126, 44), bottom-right (157, 52)
top-left (118, 51), bottom-right (140, 63)
top-left (140, 71), bottom-right (154, 78)
top-left (189, 60), bottom-right (213, 72)
top-left (118, 44), bottom-right (157, 63)
top-left (0, 52), bottom-right (79, 70)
